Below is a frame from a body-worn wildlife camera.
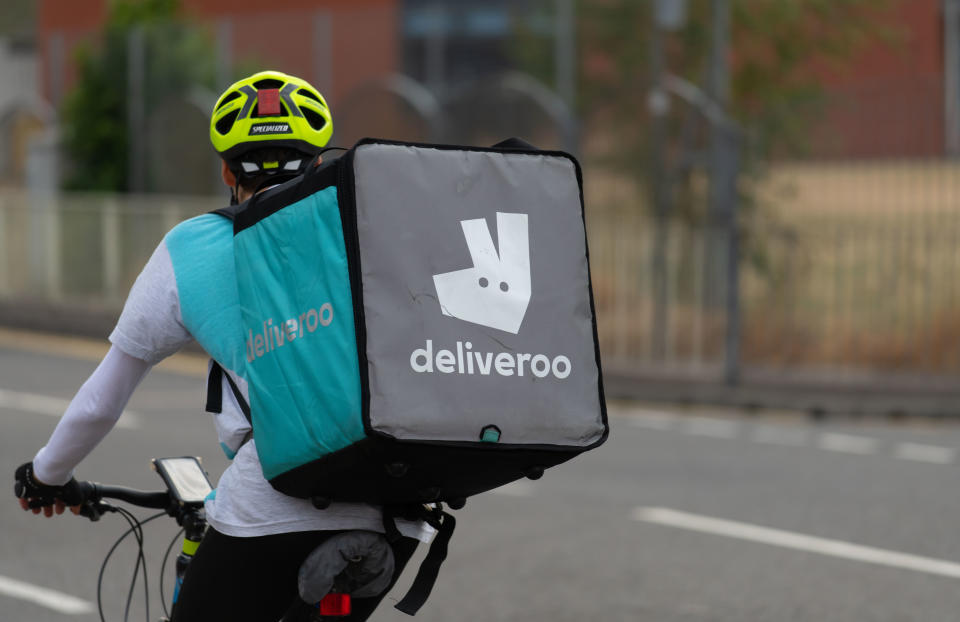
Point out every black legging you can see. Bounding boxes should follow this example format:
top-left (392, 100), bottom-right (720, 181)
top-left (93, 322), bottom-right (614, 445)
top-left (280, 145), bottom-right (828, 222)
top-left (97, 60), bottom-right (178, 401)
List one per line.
top-left (170, 527), bottom-right (418, 621)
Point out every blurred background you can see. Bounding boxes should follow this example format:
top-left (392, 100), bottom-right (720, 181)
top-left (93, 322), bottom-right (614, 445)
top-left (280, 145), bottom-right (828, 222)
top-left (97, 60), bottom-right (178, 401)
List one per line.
top-left (5, 3), bottom-right (960, 621)
top-left (0, 0), bottom-right (958, 412)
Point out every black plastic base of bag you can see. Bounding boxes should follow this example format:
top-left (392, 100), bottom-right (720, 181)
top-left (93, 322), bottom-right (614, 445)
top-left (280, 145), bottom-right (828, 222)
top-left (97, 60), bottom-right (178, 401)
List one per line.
top-left (268, 436), bottom-right (581, 504)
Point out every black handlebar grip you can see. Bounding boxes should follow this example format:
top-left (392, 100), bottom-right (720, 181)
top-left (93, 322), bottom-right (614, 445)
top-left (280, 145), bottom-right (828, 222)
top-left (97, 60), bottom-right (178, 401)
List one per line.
top-left (76, 481), bottom-right (99, 502)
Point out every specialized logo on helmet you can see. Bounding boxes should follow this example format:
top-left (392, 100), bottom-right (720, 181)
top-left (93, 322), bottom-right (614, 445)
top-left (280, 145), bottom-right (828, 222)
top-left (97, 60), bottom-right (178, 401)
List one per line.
top-left (433, 212), bottom-right (531, 334)
top-left (249, 122), bottom-right (292, 136)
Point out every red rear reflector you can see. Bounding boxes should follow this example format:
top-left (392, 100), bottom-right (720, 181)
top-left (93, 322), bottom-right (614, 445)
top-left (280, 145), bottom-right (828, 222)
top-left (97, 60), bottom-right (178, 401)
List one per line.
top-left (257, 89), bottom-right (281, 116)
top-left (318, 593), bottom-right (351, 616)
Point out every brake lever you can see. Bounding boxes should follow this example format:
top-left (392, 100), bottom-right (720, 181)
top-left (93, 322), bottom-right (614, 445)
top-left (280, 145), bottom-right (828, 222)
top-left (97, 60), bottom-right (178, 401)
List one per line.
top-left (75, 482), bottom-right (115, 522)
top-left (78, 500), bottom-right (110, 522)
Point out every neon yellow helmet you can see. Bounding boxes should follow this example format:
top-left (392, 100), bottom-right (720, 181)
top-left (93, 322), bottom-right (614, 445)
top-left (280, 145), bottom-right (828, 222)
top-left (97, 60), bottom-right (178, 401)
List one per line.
top-left (210, 70), bottom-right (333, 172)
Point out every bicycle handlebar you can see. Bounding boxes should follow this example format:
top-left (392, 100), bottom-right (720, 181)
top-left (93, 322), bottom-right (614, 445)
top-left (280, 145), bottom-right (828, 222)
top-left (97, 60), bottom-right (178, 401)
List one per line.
top-left (75, 481), bottom-right (173, 521)
top-left (81, 482), bottom-right (171, 509)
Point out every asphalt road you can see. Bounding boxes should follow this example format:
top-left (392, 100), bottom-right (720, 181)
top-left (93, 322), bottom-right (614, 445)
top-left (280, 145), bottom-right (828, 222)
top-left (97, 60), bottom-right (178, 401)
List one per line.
top-left (2, 333), bottom-right (960, 621)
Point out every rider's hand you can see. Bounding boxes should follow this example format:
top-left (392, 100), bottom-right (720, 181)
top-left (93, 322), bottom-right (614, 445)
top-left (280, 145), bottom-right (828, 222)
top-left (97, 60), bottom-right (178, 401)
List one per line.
top-left (14, 462), bottom-right (83, 518)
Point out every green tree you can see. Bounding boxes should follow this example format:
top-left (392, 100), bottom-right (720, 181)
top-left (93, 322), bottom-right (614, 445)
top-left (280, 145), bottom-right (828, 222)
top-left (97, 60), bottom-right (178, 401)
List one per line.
top-left (61, 0), bottom-right (216, 192)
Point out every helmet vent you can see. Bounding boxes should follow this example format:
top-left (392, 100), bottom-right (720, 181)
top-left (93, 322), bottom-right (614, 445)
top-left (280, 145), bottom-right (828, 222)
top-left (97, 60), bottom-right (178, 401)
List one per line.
top-left (253, 78), bottom-right (284, 90)
top-left (302, 107), bottom-right (328, 131)
top-left (215, 90), bottom-right (241, 111)
top-left (215, 109), bottom-right (240, 135)
top-left (297, 88), bottom-right (324, 105)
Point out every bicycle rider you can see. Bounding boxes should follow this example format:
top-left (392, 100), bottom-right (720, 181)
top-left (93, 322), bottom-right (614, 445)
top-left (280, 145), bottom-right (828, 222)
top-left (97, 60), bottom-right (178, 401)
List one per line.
top-left (13, 70), bottom-right (427, 621)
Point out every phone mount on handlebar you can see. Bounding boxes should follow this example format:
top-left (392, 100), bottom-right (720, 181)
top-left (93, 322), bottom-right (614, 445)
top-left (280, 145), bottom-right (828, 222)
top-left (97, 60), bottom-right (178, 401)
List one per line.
top-left (75, 457), bottom-right (213, 526)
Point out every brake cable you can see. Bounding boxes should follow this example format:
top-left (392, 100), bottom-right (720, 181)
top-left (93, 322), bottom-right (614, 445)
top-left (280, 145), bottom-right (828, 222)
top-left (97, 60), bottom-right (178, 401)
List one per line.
top-left (95, 509), bottom-right (166, 622)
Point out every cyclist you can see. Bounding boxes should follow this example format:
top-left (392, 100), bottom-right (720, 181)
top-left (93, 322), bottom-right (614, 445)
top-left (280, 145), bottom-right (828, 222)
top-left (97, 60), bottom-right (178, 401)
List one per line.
top-left (13, 70), bottom-right (426, 621)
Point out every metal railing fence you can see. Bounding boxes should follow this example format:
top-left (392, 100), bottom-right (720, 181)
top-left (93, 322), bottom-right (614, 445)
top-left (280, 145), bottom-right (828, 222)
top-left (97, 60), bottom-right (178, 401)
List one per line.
top-left (587, 159), bottom-right (960, 379)
top-left (2, 158), bottom-right (959, 381)
top-left (0, 189), bottom-right (218, 306)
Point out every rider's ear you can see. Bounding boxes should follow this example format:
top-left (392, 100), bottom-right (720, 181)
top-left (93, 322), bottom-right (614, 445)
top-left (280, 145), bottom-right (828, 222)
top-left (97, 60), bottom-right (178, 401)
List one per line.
top-left (221, 160), bottom-right (237, 187)
top-left (313, 155), bottom-right (323, 168)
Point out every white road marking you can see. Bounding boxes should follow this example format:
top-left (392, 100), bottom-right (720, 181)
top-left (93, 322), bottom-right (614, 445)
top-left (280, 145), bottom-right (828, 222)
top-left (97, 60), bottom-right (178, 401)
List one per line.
top-left (0, 388), bottom-right (142, 429)
top-left (625, 409), bottom-right (676, 430)
top-left (632, 507), bottom-right (960, 580)
top-left (818, 432), bottom-right (878, 455)
top-left (684, 417), bottom-right (739, 439)
top-left (0, 574), bottom-right (94, 615)
top-left (751, 425), bottom-right (809, 447)
top-left (492, 480), bottom-right (534, 497)
top-left (894, 443), bottom-right (956, 465)
top-left (617, 408), bottom-right (959, 468)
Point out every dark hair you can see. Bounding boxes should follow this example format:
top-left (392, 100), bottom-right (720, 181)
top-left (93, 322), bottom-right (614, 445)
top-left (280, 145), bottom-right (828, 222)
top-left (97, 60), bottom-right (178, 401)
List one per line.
top-left (227, 146), bottom-right (316, 195)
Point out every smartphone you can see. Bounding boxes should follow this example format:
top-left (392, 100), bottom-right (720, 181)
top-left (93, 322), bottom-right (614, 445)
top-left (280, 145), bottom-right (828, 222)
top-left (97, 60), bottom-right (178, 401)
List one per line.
top-left (153, 457), bottom-right (214, 506)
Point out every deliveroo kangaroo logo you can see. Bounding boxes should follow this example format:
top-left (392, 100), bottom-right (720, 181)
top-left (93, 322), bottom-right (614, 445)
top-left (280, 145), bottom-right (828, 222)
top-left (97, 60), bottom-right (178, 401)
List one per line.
top-left (433, 212), bottom-right (531, 334)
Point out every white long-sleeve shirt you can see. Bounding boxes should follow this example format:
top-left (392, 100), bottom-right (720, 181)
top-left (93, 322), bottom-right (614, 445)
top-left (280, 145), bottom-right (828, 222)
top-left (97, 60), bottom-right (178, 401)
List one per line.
top-left (33, 346), bottom-right (150, 484)
top-left (33, 219), bottom-right (430, 541)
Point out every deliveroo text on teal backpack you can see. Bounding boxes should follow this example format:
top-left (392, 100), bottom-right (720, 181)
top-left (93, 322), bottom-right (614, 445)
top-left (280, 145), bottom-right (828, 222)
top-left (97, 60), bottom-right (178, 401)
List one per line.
top-left (233, 186), bottom-right (364, 480)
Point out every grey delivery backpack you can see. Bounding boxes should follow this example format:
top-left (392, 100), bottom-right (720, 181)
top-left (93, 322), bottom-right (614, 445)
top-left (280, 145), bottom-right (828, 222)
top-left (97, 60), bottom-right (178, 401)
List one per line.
top-left (220, 139), bottom-right (608, 507)
top-left (210, 137), bottom-right (608, 612)
top-left (212, 137), bottom-right (608, 505)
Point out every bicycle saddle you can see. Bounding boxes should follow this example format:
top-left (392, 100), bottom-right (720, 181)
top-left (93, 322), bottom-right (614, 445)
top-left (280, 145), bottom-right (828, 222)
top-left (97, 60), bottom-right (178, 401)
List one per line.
top-left (298, 530), bottom-right (395, 603)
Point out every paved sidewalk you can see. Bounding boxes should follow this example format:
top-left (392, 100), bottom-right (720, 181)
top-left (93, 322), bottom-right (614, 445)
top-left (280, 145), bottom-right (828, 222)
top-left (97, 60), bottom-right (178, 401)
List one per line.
top-left (2, 299), bottom-right (957, 418)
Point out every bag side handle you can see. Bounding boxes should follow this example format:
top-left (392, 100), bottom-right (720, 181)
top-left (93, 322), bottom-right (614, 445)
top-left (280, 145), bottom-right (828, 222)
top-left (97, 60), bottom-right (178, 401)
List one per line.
top-left (491, 137), bottom-right (539, 151)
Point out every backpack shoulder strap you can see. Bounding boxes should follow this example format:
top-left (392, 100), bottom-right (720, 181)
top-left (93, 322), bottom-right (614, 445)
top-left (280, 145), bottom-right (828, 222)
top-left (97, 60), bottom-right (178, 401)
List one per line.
top-left (211, 203), bottom-right (243, 221)
top-left (205, 360), bottom-right (251, 425)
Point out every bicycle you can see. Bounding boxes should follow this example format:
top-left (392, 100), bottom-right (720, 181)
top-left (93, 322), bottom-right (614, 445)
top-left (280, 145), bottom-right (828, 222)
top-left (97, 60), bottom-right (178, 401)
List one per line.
top-left (68, 456), bottom-right (396, 622)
